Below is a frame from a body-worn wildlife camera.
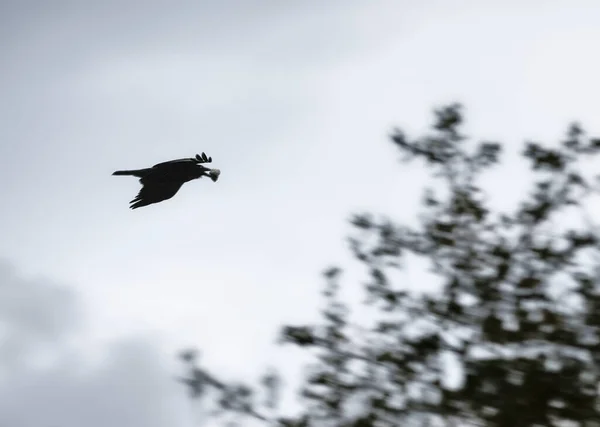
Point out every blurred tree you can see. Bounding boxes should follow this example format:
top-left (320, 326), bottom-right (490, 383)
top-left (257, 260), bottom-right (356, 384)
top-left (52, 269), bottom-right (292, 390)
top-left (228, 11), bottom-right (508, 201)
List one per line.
top-left (178, 104), bottom-right (600, 427)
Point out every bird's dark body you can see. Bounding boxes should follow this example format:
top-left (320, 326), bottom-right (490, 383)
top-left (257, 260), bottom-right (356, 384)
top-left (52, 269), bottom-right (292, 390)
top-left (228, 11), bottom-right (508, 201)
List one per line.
top-left (112, 154), bottom-right (220, 209)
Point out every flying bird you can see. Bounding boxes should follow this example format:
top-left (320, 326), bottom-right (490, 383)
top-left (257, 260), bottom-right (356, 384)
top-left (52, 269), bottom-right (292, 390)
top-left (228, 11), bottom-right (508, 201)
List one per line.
top-left (112, 152), bottom-right (220, 209)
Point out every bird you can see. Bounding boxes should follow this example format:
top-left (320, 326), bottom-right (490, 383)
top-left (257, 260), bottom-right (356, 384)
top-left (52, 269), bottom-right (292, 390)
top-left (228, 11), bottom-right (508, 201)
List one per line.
top-left (112, 152), bottom-right (220, 209)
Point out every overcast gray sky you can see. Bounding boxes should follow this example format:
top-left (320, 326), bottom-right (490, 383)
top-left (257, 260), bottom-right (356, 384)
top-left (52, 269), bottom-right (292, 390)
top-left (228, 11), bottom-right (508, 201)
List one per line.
top-left (2, 0), bottom-right (600, 425)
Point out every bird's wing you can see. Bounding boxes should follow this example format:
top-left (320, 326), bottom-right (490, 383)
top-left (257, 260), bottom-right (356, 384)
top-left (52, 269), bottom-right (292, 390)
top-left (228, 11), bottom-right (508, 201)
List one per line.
top-left (129, 181), bottom-right (184, 209)
top-left (151, 158), bottom-right (197, 168)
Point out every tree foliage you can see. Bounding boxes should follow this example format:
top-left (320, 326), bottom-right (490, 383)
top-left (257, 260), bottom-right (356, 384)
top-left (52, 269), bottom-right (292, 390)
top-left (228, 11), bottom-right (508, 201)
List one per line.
top-left (179, 104), bottom-right (600, 427)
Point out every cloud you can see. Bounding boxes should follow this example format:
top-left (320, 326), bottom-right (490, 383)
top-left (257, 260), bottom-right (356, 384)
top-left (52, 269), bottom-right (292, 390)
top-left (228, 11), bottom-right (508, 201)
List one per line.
top-left (0, 259), bottom-right (193, 427)
top-left (0, 260), bottom-right (80, 370)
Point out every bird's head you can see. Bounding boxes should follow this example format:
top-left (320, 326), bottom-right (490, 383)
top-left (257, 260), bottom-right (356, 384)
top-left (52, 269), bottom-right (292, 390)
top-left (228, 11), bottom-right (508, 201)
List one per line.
top-left (207, 168), bottom-right (220, 182)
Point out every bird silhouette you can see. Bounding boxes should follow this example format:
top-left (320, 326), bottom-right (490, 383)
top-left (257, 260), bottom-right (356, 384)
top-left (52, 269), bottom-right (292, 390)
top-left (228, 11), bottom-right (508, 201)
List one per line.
top-left (112, 152), bottom-right (220, 209)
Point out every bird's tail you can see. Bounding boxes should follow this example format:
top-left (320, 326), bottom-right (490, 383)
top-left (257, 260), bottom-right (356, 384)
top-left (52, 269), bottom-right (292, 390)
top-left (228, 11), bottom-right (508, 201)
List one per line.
top-left (112, 168), bottom-right (150, 177)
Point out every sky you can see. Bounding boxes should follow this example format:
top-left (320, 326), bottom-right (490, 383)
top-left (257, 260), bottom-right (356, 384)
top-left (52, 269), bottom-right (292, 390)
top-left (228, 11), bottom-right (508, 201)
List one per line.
top-left (2, 0), bottom-right (600, 425)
